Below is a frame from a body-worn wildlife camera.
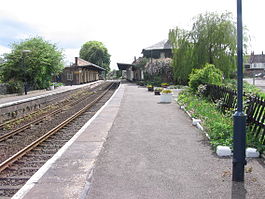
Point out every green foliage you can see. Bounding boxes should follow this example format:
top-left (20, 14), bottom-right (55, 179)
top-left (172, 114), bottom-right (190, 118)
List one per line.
top-left (192, 12), bottom-right (237, 77)
top-left (79, 41), bottom-right (111, 72)
top-left (169, 12), bottom-right (245, 82)
top-left (161, 83), bottom-right (169, 87)
top-left (143, 75), bottom-right (163, 87)
top-left (6, 79), bottom-right (24, 94)
top-left (178, 86), bottom-right (265, 151)
top-left (178, 89), bottom-right (233, 148)
top-left (154, 87), bottom-right (163, 92)
top-left (135, 57), bottom-right (148, 69)
top-left (161, 89), bottom-right (172, 94)
top-left (169, 28), bottom-right (194, 85)
top-left (223, 79), bottom-right (265, 99)
top-left (189, 64), bottom-right (223, 92)
top-left (0, 37), bottom-right (64, 90)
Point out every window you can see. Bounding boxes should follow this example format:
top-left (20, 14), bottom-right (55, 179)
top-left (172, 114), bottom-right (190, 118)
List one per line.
top-left (160, 52), bottom-right (165, 59)
top-left (67, 72), bottom-right (73, 80)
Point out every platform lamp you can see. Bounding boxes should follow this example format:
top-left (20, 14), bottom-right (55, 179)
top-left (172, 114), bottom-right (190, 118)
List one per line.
top-left (232, 0), bottom-right (246, 182)
top-left (22, 50), bottom-right (31, 95)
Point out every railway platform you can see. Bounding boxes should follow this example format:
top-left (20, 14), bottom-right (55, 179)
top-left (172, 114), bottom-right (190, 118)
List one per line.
top-left (12, 82), bottom-right (265, 199)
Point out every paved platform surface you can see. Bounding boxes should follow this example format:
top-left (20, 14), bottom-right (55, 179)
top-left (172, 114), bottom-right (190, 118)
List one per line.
top-left (13, 83), bottom-right (265, 199)
top-left (0, 81), bottom-right (102, 108)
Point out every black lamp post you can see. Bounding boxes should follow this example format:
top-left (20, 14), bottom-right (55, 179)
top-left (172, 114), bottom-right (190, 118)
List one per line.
top-left (22, 50), bottom-right (31, 95)
top-left (232, 0), bottom-right (246, 182)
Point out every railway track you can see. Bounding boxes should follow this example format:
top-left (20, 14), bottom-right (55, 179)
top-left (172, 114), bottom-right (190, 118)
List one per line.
top-left (0, 82), bottom-right (112, 163)
top-left (0, 82), bottom-right (103, 134)
top-left (0, 81), bottom-right (119, 198)
top-left (0, 85), bottom-right (99, 142)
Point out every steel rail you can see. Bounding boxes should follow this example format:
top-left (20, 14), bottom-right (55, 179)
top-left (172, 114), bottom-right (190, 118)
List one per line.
top-left (0, 84), bottom-right (100, 130)
top-left (0, 82), bottom-right (115, 173)
top-left (0, 84), bottom-right (106, 142)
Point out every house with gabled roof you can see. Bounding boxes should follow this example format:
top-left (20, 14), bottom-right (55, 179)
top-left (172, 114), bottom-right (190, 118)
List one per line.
top-left (142, 40), bottom-right (172, 59)
top-left (117, 39), bottom-right (173, 82)
top-left (61, 57), bottom-right (105, 85)
top-left (249, 52), bottom-right (265, 69)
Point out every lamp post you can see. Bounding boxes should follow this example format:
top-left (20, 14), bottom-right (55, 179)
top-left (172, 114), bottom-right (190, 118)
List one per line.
top-left (22, 50), bottom-right (31, 95)
top-left (232, 0), bottom-right (246, 182)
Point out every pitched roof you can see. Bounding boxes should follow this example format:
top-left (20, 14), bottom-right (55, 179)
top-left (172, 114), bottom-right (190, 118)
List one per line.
top-left (143, 40), bottom-right (172, 51)
top-left (117, 63), bottom-right (134, 70)
top-left (249, 54), bottom-right (265, 64)
top-left (73, 57), bottom-right (105, 71)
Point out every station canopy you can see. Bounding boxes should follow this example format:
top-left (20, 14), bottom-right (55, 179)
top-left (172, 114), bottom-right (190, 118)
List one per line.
top-left (117, 63), bottom-right (136, 70)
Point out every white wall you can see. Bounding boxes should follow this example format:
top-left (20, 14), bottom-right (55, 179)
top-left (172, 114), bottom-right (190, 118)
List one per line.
top-left (251, 63), bottom-right (265, 68)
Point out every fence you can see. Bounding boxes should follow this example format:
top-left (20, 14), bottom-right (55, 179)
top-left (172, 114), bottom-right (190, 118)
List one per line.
top-left (204, 84), bottom-right (265, 144)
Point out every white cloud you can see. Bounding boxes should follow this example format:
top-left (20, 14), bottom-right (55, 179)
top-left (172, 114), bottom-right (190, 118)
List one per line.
top-left (0, 0), bottom-right (264, 69)
top-left (63, 48), bottom-right (80, 65)
top-left (0, 45), bottom-right (11, 56)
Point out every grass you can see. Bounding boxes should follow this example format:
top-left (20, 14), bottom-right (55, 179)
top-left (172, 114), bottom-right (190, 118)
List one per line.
top-left (178, 88), bottom-right (233, 149)
top-left (178, 87), bottom-right (265, 152)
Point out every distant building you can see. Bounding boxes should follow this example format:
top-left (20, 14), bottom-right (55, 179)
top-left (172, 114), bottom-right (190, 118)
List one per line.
top-left (142, 40), bottom-right (172, 59)
top-left (117, 40), bottom-right (173, 82)
top-left (116, 63), bottom-right (144, 81)
top-left (61, 57), bottom-right (105, 85)
top-left (249, 52), bottom-right (265, 69)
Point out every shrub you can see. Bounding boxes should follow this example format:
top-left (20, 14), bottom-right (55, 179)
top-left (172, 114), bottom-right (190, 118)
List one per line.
top-left (189, 64), bottom-right (223, 92)
top-left (6, 79), bottom-right (24, 94)
top-left (155, 88), bottom-right (163, 92)
top-left (178, 89), bottom-right (233, 148)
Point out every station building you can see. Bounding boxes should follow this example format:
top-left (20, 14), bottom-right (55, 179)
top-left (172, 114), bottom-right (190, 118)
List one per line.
top-left (117, 40), bottom-right (172, 81)
top-left (117, 63), bottom-right (144, 81)
top-left (61, 57), bottom-right (105, 85)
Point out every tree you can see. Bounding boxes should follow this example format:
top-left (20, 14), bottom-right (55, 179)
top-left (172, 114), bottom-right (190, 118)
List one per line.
top-left (169, 27), bottom-right (194, 85)
top-left (191, 12), bottom-right (237, 77)
top-left (79, 41), bottom-right (111, 72)
top-left (0, 37), bottom-right (64, 90)
top-left (189, 63), bottom-right (223, 92)
top-left (169, 12), bottom-right (243, 82)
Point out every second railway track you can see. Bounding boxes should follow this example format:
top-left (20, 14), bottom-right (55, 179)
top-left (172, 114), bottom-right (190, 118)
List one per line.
top-left (0, 81), bottom-right (119, 198)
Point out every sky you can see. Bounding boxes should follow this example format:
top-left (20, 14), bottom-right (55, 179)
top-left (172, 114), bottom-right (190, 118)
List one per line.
top-left (0, 0), bottom-right (264, 70)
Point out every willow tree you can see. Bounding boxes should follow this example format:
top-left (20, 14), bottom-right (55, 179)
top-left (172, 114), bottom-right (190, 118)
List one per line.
top-left (191, 12), bottom-right (237, 77)
top-left (169, 27), bottom-right (194, 84)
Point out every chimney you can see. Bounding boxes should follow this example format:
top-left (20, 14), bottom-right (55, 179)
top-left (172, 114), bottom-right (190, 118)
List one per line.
top-left (134, 56), bottom-right (136, 62)
top-left (262, 51), bottom-right (264, 55)
top-left (75, 57), bottom-right (78, 66)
